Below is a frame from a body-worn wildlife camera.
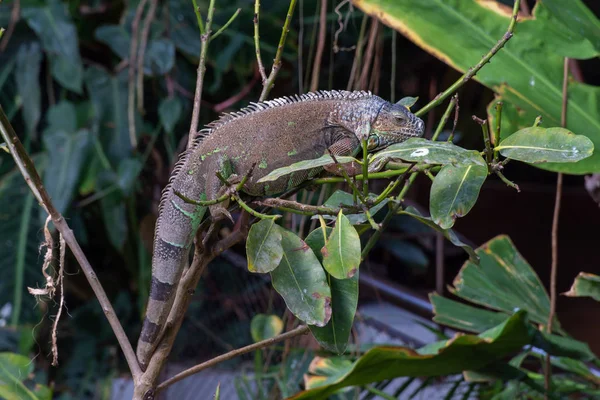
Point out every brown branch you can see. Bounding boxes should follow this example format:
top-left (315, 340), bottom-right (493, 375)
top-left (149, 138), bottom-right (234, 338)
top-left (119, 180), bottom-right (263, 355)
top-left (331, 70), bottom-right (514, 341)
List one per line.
top-left (188, 0), bottom-right (216, 148)
top-left (0, 0), bottom-right (20, 52)
top-left (0, 106), bottom-right (142, 380)
top-left (156, 325), bottom-right (309, 393)
top-left (309, 0), bottom-right (327, 92)
top-left (358, 18), bottom-right (378, 90)
top-left (545, 56), bottom-right (569, 396)
top-left (135, 0), bottom-right (158, 115)
top-left (127, 0), bottom-right (149, 149)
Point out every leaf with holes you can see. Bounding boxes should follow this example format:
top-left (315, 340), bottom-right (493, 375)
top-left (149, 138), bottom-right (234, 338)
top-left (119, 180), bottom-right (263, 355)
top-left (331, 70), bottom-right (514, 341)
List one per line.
top-left (271, 230), bottom-right (331, 327)
top-left (430, 164), bottom-right (487, 229)
top-left (306, 228), bottom-right (358, 354)
top-left (496, 127), bottom-right (593, 164)
top-left (246, 219), bottom-right (284, 273)
top-left (322, 211), bottom-right (361, 279)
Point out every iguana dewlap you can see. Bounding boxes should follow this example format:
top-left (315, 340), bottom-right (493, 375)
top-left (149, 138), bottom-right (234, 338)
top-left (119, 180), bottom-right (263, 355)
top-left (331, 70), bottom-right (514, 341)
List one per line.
top-left (136, 90), bottom-right (424, 367)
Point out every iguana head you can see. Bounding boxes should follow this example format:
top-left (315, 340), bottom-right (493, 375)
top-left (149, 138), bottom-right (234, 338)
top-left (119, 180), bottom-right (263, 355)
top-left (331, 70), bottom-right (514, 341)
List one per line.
top-left (366, 101), bottom-right (425, 151)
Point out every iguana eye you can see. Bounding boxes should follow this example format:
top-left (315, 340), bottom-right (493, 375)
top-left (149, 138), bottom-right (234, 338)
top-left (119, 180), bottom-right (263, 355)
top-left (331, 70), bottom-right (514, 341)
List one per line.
top-left (367, 135), bottom-right (379, 150)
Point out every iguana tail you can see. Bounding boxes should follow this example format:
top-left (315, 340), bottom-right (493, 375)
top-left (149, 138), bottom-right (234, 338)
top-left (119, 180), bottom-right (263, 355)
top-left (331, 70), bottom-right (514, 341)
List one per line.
top-left (136, 156), bottom-right (206, 368)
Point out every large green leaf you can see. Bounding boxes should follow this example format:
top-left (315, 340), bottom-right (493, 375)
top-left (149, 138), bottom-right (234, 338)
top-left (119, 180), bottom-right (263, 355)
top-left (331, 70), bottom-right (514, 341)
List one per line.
top-left (429, 163), bottom-right (487, 229)
top-left (15, 42), bottom-right (41, 138)
top-left (42, 102), bottom-right (92, 215)
top-left (158, 97), bottom-right (183, 134)
top-left (322, 211), bottom-right (361, 279)
top-left (542, 0), bottom-right (600, 56)
top-left (354, 0), bottom-right (600, 174)
top-left (290, 312), bottom-right (532, 399)
top-left (258, 155), bottom-right (359, 183)
top-left (85, 66), bottom-right (133, 163)
top-left (305, 228), bottom-right (358, 354)
top-left (430, 293), bottom-right (507, 333)
top-left (564, 272), bottom-right (600, 302)
top-left (22, 0), bottom-right (83, 93)
top-left (246, 219), bottom-right (284, 273)
top-left (271, 230), bottom-right (332, 327)
top-left (371, 138), bottom-right (486, 166)
top-left (496, 127), bottom-right (593, 164)
top-left (449, 235), bottom-right (560, 332)
top-left (319, 190), bottom-right (388, 225)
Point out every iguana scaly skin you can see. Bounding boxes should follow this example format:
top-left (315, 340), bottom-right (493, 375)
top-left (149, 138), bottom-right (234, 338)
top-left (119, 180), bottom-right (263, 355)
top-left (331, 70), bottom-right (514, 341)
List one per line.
top-left (136, 90), bottom-right (424, 367)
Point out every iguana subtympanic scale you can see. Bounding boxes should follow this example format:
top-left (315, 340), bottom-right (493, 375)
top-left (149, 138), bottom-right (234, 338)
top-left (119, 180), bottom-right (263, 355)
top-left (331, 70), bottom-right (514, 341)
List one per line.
top-left (137, 90), bottom-right (424, 367)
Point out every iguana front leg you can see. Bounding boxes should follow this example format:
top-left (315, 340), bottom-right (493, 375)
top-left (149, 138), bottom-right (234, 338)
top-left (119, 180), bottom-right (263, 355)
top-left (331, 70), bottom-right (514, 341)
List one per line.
top-left (323, 135), bottom-right (386, 176)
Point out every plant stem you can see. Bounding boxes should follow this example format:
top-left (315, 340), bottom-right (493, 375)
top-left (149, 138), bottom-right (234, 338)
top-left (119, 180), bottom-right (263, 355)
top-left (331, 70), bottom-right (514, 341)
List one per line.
top-left (253, 0), bottom-right (268, 83)
top-left (493, 101), bottom-right (503, 161)
top-left (156, 325), bottom-right (309, 393)
top-left (431, 96), bottom-right (457, 141)
top-left (260, 0), bottom-right (298, 100)
top-left (309, 0), bottom-right (327, 92)
top-left (0, 105), bottom-right (142, 380)
top-left (545, 56), bottom-right (569, 397)
top-left (188, 0), bottom-right (216, 148)
top-left (210, 8), bottom-right (241, 42)
top-left (191, 0), bottom-right (205, 34)
top-left (415, 0), bottom-right (520, 118)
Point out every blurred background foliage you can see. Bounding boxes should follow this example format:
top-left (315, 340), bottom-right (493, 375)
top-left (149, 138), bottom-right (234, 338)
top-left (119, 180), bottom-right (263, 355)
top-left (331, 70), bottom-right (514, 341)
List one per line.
top-left (0, 0), bottom-right (600, 398)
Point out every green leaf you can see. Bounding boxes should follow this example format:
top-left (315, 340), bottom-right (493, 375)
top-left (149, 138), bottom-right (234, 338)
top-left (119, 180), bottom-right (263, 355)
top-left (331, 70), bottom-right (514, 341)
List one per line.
top-left (397, 96), bottom-right (418, 109)
top-left (532, 332), bottom-right (597, 362)
top-left (304, 357), bottom-right (354, 389)
top-left (306, 228), bottom-right (358, 354)
top-left (0, 352), bottom-right (51, 400)
top-left (250, 314), bottom-right (284, 342)
top-left (271, 230), bottom-right (331, 327)
top-left (429, 163), bottom-right (487, 229)
top-left (100, 189), bottom-right (128, 251)
top-left (541, 0), bottom-right (600, 56)
top-left (213, 383), bottom-right (220, 400)
top-left (43, 129), bottom-right (92, 215)
top-left (116, 158), bottom-right (142, 196)
top-left (371, 138), bottom-right (486, 166)
top-left (379, 239), bottom-right (428, 269)
top-left (22, 0), bottom-right (83, 93)
top-left (85, 66), bottom-right (133, 163)
top-left (246, 219), bottom-right (284, 273)
top-left (158, 97), bottom-right (182, 134)
top-left (322, 211), bottom-right (361, 279)
top-left (398, 206), bottom-right (478, 261)
top-left (449, 235), bottom-right (560, 332)
top-left (353, 0), bottom-right (600, 173)
top-left (430, 293), bottom-right (507, 333)
top-left (564, 272), bottom-right (600, 301)
top-left (0, 160), bottom-right (45, 326)
top-left (290, 312), bottom-right (532, 400)
top-left (15, 42), bottom-right (42, 137)
top-left (257, 154), bottom-right (359, 183)
top-left (319, 190), bottom-right (388, 224)
top-left (496, 127), bottom-right (594, 163)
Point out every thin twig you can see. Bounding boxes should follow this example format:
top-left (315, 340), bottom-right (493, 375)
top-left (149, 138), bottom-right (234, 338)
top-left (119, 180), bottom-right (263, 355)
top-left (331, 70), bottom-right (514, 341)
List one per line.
top-left (254, 0), bottom-right (268, 83)
top-left (0, 105), bottom-right (142, 380)
top-left (188, 0), bottom-right (216, 148)
top-left (309, 0), bottom-right (327, 92)
top-left (51, 233), bottom-right (66, 366)
top-left (136, 0), bottom-right (158, 115)
top-left (357, 18), bottom-right (378, 90)
top-left (156, 325), bottom-right (309, 392)
top-left (210, 8), bottom-right (241, 42)
top-left (260, 0), bottom-right (298, 100)
top-left (545, 56), bottom-right (569, 397)
top-left (127, 0), bottom-right (149, 149)
top-left (346, 14), bottom-right (368, 91)
top-left (390, 29), bottom-right (397, 102)
top-left (0, 0), bottom-right (20, 52)
top-left (414, 0), bottom-right (520, 118)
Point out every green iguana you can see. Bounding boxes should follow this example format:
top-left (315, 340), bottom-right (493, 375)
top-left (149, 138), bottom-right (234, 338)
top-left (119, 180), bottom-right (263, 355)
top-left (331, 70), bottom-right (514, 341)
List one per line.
top-left (136, 90), bottom-right (424, 367)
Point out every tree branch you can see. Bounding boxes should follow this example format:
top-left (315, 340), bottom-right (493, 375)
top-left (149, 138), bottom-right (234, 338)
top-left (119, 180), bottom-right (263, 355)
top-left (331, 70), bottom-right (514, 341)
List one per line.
top-left (0, 105), bottom-right (142, 380)
top-left (156, 325), bottom-right (309, 393)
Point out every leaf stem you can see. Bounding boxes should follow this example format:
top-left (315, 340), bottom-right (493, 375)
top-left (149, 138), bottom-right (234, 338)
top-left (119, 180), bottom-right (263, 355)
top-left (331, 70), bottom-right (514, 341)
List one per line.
top-left (209, 8), bottom-right (241, 42)
top-left (431, 96), bottom-right (457, 142)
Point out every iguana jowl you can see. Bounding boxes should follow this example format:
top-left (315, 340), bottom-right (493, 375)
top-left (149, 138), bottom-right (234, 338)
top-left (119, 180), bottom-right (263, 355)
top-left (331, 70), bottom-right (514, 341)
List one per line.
top-left (136, 90), bottom-right (424, 367)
